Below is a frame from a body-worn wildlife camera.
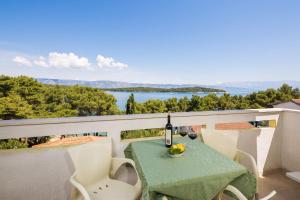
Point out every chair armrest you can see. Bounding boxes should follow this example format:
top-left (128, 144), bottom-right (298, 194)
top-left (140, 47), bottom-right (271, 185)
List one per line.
top-left (224, 185), bottom-right (248, 200)
top-left (236, 150), bottom-right (259, 180)
top-left (110, 157), bottom-right (142, 189)
top-left (69, 173), bottom-right (91, 200)
top-left (236, 149), bottom-right (266, 199)
top-left (229, 151), bottom-right (276, 200)
top-left (110, 157), bottom-right (136, 177)
top-left (223, 185), bottom-right (276, 200)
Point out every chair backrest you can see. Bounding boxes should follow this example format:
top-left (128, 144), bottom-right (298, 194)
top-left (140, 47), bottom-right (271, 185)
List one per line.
top-left (67, 137), bottom-right (112, 186)
top-left (201, 129), bottom-right (239, 159)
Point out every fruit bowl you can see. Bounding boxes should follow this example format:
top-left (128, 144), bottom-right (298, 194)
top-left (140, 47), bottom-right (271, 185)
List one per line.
top-left (168, 143), bottom-right (185, 158)
top-left (168, 152), bottom-right (184, 158)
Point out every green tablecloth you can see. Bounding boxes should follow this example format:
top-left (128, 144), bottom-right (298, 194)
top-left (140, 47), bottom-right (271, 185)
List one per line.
top-left (124, 137), bottom-right (256, 200)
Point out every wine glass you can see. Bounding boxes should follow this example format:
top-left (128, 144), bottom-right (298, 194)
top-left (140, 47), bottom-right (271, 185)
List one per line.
top-left (179, 131), bottom-right (187, 137)
top-left (188, 132), bottom-right (198, 140)
top-left (178, 126), bottom-right (188, 137)
top-left (188, 131), bottom-right (198, 149)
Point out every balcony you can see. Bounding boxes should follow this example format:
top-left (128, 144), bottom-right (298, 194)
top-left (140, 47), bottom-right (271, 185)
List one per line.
top-left (0, 108), bottom-right (300, 200)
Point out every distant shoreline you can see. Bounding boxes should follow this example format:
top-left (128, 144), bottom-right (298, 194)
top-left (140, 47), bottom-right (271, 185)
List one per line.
top-left (103, 87), bottom-right (226, 93)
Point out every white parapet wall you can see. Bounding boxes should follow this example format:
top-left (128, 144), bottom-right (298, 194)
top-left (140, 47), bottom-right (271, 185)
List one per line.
top-left (237, 127), bottom-right (282, 176)
top-left (0, 108), bottom-right (284, 156)
top-left (281, 110), bottom-right (300, 171)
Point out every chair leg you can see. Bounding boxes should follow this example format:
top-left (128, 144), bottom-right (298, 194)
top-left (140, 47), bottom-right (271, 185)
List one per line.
top-left (259, 191), bottom-right (276, 200)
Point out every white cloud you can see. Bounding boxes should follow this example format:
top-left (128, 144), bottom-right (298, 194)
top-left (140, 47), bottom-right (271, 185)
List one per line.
top-left (96, 55), bottom-right (128, 69)
top-left (48, 52), bottom-right (90, 69)
top-left (13, 52), bottom-right (91, 69)
top-left (13, 56), bottom-right (32, 66)
top-left (12, 52), bottom-right (127, 71)
top-left (33, 56), bottom-right (49, 67)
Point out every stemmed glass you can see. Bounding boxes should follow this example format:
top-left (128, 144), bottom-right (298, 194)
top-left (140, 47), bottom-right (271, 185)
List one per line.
top-left (178, 126), bottom-right (199, 149)
top-left (178, 126), bottom-right (188, 137)
top-left (179, 131), bottom-right (188, 137)
top-left (178, 126), bottom-right (198, 140)
top-left (188, 131), bottom-right (198, 140)
top-left (177, 126), bottom-right (188, 149)
top-left (188, 131), bottom-right (198, 149)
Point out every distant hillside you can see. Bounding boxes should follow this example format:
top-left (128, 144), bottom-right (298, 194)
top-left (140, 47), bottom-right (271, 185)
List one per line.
top-left (36, 78), bottom-right (224, 90)
top-left (36, 78), bottom-right (300, 94)
top-left (103, 87), bottom-right (225, 93)
top-left (218, 80), bottom-right (300, 90)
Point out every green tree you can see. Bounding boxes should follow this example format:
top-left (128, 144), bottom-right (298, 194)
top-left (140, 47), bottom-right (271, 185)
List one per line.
top-left (178, 97), bottom-right (190, 111)
top-left (188, 95), bottom-right (203, 111)
top-left (255, 92), bottom-right (269, 107)
top-left (292, 88), bottom-right (300, 99)
top-left (0, 75), bottom-right (121, 149)
top-left (0, 75), bottom-right (14, 97)
top-left (144, 99), bottom-right (166, 113)
top-left (126, 93), bottom-right (136, 114)
top-left (277, 83), bottom-right (293, 101)
top-left (202, 94), bottom-right (219, 111)
top-left (0, 94), bottom-right (33, 119)
top-left (218, 93), bottom-right (235, 110)
top-left (165, 98), bottom-right (180, 112)
top-left (232, 95), bottom-right (250, 109)
top-left (0, 139), bottom-right (27, 149)
top-left (135, 102), bottom-right (147, 114)
top-left (264, 89), bottom-right (278, 106)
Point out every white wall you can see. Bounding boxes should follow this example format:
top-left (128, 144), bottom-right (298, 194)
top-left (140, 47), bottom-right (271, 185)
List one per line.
top-left (281, 110), bottom-right (300, 171)
top-left (0, 109), bottom-right (283, 157)
top-left (237, 127), bottom-right (282, 176)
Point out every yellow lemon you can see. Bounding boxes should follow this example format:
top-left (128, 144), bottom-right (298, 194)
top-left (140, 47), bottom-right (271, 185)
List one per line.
top-left (176, 143), bottom-right (185, 153)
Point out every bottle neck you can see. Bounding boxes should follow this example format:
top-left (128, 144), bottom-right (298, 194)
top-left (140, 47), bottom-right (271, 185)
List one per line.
top-left (167, 114), bottom-right (171, 124)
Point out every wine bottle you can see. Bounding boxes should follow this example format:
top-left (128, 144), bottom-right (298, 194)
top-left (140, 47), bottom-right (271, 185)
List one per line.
top-left (165, 112), bottom-right (173, 148)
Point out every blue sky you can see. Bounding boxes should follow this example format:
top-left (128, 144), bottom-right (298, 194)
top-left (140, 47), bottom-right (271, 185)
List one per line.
top-left (0, 0), bottom-right (300, 84)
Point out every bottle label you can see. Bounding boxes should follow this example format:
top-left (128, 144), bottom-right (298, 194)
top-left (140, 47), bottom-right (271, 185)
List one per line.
top-left (166, 129), bottom-right (172, 145)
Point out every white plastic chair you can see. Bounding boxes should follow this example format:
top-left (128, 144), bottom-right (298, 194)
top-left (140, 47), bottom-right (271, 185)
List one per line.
top-left (67, 137), bottom-right (142, 200)
top-left (222, 185), bottom-right (276, 200)
top-left (201, 129), bottom-right (276, 200)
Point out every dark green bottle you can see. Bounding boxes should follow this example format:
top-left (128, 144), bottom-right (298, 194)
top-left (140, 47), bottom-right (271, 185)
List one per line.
top-left (165, 112), bottom-right (173, 148)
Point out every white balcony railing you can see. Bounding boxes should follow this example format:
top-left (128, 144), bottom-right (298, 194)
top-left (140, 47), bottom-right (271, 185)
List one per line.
top-left (0, 108), bottom-right (300, 200)
top-left (0, 108), bottom-right (284, 153)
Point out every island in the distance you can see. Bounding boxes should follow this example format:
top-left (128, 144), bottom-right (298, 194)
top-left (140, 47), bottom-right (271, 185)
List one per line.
top-left (103, 87), bottom-right (226, 93)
